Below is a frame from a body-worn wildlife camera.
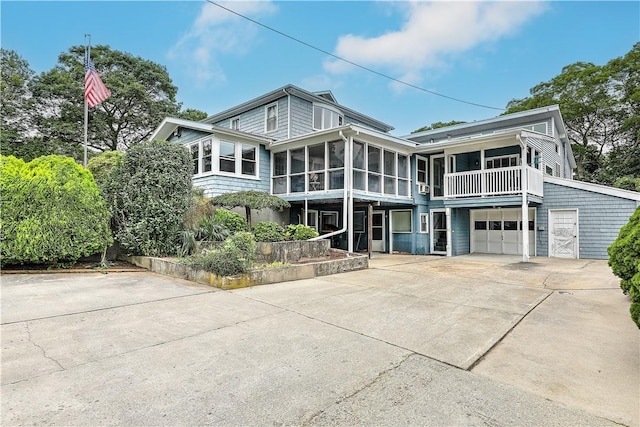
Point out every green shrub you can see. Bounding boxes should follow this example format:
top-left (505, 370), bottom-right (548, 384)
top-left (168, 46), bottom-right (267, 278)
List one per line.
top-left (183, 232), bottom-right (256, 276)
top-left (184, 188), bottom-right (217, 231)
top-left (224, 231), bottom-right (256, 270)
top-left (252, 221), bottom-right (286, 242)
top-left (213, 208), bottom-right (248, 233)
top-left (0, 154), bottom-right (112, 266)
top-left (87, 150), bottom-right (123, 191)
top-left (104, 140), bottom-right (192, 256)
top-left (285, 224), bottom-right (319, 241)
top-left (608, 206), bottom-right (640, 328)
top-left (196, 216), bottom-right (231, 241)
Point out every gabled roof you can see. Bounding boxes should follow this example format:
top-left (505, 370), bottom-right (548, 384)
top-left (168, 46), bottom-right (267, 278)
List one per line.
top-left (202, 84), bottom-right (394, 133)
top-left (149, 117), bottom-right (274, 144)
top-left (268, 123), bottom-right (417, 151)
top-left (312, 90), bottom-right (337, 103)
top-left (405, 105), bottom-right (569, 144)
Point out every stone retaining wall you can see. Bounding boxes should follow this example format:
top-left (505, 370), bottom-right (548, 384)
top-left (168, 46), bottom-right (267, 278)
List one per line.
top-left (122, 249), bottom-right (367, 290)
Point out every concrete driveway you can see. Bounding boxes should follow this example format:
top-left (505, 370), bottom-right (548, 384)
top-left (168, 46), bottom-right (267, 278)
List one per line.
top-left (2, 255), bottom-right (638, 426)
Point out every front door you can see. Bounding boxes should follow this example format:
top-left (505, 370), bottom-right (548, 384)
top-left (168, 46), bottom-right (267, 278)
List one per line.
top-left (431, 210), bottom-right (447, 254)
top-left (549, 209), bottom-right (578, 258)
top-left (371, 212), bottom-right (385, 252)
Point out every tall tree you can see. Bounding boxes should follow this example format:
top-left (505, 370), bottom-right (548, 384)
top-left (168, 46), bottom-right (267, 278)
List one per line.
top-left (0, 49), bottom-right (48, 160)
top-left (179, 108), bottom-right (208, 122)
top-left (30, 45), bottom-right (181, 156)
top-left (412, 120), bottom-right (466, 134)
top-left (504, 43), bottom-right (639, 183)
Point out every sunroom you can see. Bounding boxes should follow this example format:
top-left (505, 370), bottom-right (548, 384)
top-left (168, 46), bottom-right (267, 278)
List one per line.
top-left (268, 125), bottom-right (417, 253)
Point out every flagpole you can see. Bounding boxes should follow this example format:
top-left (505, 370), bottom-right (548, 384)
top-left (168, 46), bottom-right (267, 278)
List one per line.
top-left (83, 34), bottom-right (90, 168)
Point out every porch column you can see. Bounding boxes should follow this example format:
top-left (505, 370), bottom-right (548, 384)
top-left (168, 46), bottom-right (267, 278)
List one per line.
top-left (445, 207), bottom-right (452, 257)
top-left (480, 150), bottom-right (485, 195)
top-left (521, 139), bottom-right (530, 262)
top-left (347, 136), bottom-right (354, 253)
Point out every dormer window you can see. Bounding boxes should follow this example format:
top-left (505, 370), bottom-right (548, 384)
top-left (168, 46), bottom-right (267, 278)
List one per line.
top-left (313, 104), bottom-right (344, 130)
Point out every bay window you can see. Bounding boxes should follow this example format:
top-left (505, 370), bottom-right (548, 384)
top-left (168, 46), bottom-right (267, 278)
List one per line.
top-left (189, 137), bottom-right (259, 178)
top-left (219, 141), bottom-right (235, 173)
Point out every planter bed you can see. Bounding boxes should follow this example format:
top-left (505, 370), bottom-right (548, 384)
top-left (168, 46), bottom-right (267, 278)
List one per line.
top-left (122, 249), bottom-right (368, 290)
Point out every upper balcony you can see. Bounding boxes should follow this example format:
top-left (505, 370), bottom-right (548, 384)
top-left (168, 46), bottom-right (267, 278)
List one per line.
top-left (444, 165), bottom-right (543, 199)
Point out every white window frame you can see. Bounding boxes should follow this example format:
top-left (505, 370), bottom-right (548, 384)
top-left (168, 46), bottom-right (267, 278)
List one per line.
top-left (320, 211), bottom-right (339, 232)
top-left (189, 137), bottom-right (260, 180)
top-left (313, 104), bottom-right (344, 131)
top-left (390, 209), bottom-right (413, 233)
top-left (431, 155), bottom-right (445, 199)
top-left (241, 144), bottom-right (257, 177)
top-left (265, 103), bottom-right (278, 133)
top-left (305, 209), bottom-right (319, 231)
top-left (485, 154), bottom-right (519, 169)
top-left (419, 213), bottom-right (429, 233)
top-left (416, 155), bottom-right (428, 184)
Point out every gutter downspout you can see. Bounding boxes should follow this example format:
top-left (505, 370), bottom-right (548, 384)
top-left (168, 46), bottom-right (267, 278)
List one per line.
top-left (516, 133), bottom-right (530, 263)
top-left (310, 130), bottom-right (350, 249)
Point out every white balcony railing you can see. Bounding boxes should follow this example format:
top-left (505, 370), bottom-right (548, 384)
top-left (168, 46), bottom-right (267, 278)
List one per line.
top-left (444, 166), bottom-right (543, 198)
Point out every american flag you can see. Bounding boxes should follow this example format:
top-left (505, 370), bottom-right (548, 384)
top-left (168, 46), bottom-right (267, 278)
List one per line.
top-left (84, 57), bottom-right (110, 108)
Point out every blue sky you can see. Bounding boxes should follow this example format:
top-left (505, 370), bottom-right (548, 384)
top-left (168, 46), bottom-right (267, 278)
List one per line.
top-left (2, 1), bottom-right (638, 136)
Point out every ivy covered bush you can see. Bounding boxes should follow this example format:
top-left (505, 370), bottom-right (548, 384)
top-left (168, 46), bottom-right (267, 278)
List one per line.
top-left (252, 221), bottom-right (286, 242)
top-left (608, 206), bottom-right (640, 328)
top-left (184, 232), bottom-right (256, 276)
top-left (104, 140), bottom-right (192, 256)
top-left (285, 224), bottom-right (319, 241)
top-left (0, 155), bottom-right (112, 266)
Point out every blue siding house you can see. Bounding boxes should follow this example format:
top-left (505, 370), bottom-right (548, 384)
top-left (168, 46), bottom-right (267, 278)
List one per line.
top-left (150, 84), bottom-right (640, 260)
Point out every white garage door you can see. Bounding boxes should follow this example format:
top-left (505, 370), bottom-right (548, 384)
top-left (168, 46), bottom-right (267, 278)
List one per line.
top-left (472, 208), bottom-right (535, 255)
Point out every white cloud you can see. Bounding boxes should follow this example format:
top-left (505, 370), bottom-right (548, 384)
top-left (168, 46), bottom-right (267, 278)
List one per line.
top-left (324, 1), bottom-right (547, 87)
top-left (168, 1), bottom-right (277, 85)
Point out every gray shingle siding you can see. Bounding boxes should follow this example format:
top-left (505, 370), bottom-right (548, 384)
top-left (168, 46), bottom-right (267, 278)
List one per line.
top-left (169, 129), bottom-right (210, 145)
top-left (537, 182), bottom-right (639, 259)
top-left (213, 97), bottom-right (289, 140)
top-left (290, 96), bottom-right (313, 137)
top-left (451, 208), bottom-right (470, 256)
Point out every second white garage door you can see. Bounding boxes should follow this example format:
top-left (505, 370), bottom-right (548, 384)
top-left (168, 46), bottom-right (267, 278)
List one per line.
top-left (471, 208), bottom-right (535, 255)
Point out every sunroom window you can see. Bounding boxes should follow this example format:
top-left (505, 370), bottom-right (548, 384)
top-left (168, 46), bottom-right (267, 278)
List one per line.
top-left (272, 152), bottom-right (287, 194)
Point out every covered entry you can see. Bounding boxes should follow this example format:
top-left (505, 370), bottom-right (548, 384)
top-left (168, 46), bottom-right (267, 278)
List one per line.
top-left (471, 208), bottom-right (535, 255)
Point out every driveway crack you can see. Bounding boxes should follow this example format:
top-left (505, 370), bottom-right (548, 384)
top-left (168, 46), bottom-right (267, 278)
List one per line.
top-left (302, 352), bottom-right (414, 426)
top-left (25, 322), bottom-right (65, 371)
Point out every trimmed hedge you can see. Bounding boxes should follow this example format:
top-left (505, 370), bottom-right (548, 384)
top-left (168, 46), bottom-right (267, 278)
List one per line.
top-left (608, 206), bottom-right (640, 328)
top-left (285, 224), bottom-right (319, 240)
top-left (0, 155), bottom-right (112, 266)
top-left (252, 221), bottom-right (286, 242)
top-left (105, 140), bottom-right (192, 256)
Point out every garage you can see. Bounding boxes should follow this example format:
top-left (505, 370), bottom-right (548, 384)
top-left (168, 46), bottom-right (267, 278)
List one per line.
top-left (471, 208), bottom-right (535, 255)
